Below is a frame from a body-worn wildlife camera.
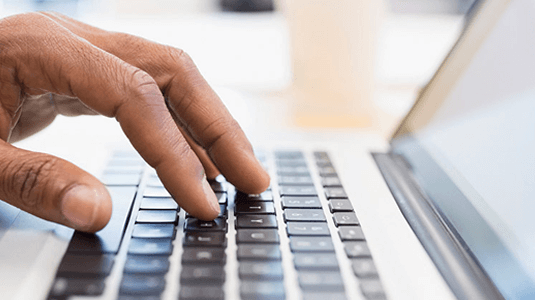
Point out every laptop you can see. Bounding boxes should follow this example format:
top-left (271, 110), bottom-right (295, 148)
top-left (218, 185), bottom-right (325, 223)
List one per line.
top-left (0, 0), bottom-right (533, 299)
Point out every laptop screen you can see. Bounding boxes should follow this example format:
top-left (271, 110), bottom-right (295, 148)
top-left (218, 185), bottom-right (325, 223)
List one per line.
top-left (391, 0), bottom-right (535, 299)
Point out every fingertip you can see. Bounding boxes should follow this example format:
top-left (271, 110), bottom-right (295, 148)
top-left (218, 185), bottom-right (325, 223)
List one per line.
top-left (243, 168), bottom-right (271, 195)
top-left (234, 153), bottom-right (271, 195)
top-left (176, 178), bottom-right (221, 221)
top-left (197, 178), bottom-right (221, 220)
top-left (61, 184), bottom-right (112, 233)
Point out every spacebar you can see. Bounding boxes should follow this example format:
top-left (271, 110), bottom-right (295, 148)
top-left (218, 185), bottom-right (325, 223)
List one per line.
top-left (67, 186), bottom-right (137, 254)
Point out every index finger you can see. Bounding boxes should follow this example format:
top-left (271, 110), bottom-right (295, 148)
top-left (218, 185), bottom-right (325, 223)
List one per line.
top-left (163, 52), bottom-right (270, 194)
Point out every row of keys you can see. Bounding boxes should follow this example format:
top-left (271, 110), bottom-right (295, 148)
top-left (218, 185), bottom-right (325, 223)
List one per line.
top-left (313, 152), bottom-right (387, 300)
top-left (119, 171), bottom-right (181, 297)
top-left (233, 155), bottom-right (286, 300)
top-left (274, 151), bottom-right (346, 300)
top-left (179, 177), bottom-right (229, 300)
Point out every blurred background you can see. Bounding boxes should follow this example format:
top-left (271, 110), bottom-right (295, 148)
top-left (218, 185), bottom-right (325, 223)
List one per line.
top-left (0, 0), bottom-right (475, 136)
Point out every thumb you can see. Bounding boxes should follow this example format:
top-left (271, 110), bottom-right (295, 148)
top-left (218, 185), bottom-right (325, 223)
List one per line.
top-left (0, 141), bottom-right (112, 232)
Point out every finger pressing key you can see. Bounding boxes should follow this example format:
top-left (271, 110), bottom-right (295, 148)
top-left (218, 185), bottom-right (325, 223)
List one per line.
top-left (162, 53), bottom-right (270, 194)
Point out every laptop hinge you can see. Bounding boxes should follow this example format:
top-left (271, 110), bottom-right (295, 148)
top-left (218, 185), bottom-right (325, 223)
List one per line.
top-left (372, 152), bottom-right (504, 300)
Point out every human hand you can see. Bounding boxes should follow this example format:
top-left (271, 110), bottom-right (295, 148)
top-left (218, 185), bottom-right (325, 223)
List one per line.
top-left (0, 12), bottom-right (270, 232)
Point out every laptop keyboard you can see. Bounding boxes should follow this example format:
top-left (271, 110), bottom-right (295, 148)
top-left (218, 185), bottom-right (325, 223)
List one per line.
top-left (47, 150), bottom-right (387, 300)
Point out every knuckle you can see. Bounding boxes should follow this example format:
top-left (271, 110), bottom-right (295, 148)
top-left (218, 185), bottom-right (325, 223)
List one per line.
top-left (112, 67), bottom-right (163, 118)
top-left (166, 47), bottom-right (190, 67)
top-left (1, 154), bottom-right (57, 209)
top-left (164, 48), bottom-right (198, 78)
top-left (202, 117), bottom-right (241, 150)
top-left (129, 68), bottom-right (161, 97)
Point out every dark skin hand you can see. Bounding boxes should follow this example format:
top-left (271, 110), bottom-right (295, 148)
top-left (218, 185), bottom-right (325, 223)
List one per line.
top-left (0, 12), bottom-right (270, 232)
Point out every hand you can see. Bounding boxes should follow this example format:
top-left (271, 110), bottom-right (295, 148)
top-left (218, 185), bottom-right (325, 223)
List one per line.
top-left (0, 12), bottom-right (270, 232)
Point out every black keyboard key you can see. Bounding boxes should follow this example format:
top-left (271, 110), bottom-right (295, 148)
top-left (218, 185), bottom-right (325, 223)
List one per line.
top-left (67, 233), bottom-right (110, 254)
top-left (238, 262), bottom-right (284, 280)
top-left (182, 248), bottom-right (226, 264)
top-left (102, 173), bottom-right (141, 186)
top-left (50, 278), bottom-right (105, 296)
top-left (119, 274), bottom-right (166, 295)
top-left (132, 223), bottom-right (175, 239)
top-left (236, 215), bottom-right (278, 228)
top-left (183, 232), bottom-right (226, 247)
top-left (284, 209), bottom-right (326, 222)
top-left (290, 237), bottom-right (335, 252)
top-left (351, 259), bottom-right (378, 278)
top-left (328, 200), bottom-right (354, 212)
top-left (136, 210), bottom-right (178, 223)
top-left (286, 222), bottom-right (330, 236)
top-left (338, 226), bottom-right (365, 241)
top-left (325, 187), bottom-right (348, 199)
top-left (216, 192), bottom-right (227, 204)
top-left (278, 175), bottom-right (314, 185)
top-left (144, 187), bottom-right (171, 198)
top-left (140, 197), bottom-right (178, 210)
top-left (181, 265), bottom-right (225, 284)
top-left (344, 241), bottom-right (371, 257)
top-left (210, 180), bottom-right (227, 193)
top-left (275, 151), bottom-right (304, 159)
top-left (279, 185), bottom-right (317, 196)
top-left (237, 245), bottom-right (282, 260)
top-left (240, 281), bottom-right (285, 300)
top-left (57, 254), bottom-right (114, 276)
top-left (298, 272), bottom-right (345, 291)
top-left (360, 280), bottom-right (387, 299)
top-left (313, 151), bottom-right (329, 159)
top-left (235, 191), bottom-right (273, 202)
top-left (277, 166), bottom-right (310, 175)
top-left (281, 196), bottom-right (322, 209)
top-left (333, 212), bottom-right (359, 226)
top-left (128, 239), bottom-right (173, 255)
top-left (67, 186), bottom-right (137, 254)
top-left (235, 202), bottom-right (275, 214)
top-left (313, 152), bottom-right (328, 158)
top-left (318, 166), bottom-right (337, 176)
top-left (302, 292), bottom-right (347, 300)
top-left (321, 176), bottom-right (342, 187)
top-left (237, 229), bottom-right (280, 243)
top-left (276, 159), bottom-right (307, 167)
top-left (293, 253), bottom-right (339, 270)
top-left (185, 218), bottom-right (227, 232)
top-left (118, 296), bottom-right (161, 300)
top-left (218, 205), bottom-right (228, 218)
top-left (316, 161), bottom-right (333, 168)
top-left (179, 285), bottom-right (224, 300)
top-left (124, 256), bottom-right (170, 274)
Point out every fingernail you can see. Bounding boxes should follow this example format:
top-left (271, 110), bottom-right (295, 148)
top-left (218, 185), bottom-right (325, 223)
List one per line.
top-left (202, 178), bottom-right (220, 215)
top-left (61, 185), bottom-right (99, 229)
